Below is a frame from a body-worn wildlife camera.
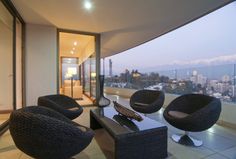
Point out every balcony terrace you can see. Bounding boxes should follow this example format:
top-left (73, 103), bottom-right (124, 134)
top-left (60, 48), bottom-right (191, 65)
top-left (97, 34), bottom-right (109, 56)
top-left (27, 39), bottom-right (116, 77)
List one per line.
top-left (1, 93), bottom-right (236, 159)
top-left (1, 0), bottom-right (236, 158)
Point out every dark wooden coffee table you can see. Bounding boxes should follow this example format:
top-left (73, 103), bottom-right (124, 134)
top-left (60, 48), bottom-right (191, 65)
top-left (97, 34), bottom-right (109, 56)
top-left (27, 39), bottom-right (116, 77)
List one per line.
top-left (90, 107), bottom-right (168, 159)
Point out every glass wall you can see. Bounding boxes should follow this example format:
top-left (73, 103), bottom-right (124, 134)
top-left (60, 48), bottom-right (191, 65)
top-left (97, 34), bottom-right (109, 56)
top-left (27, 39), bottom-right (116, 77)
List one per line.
top-left (0, 1), bottom-right (14, 111)
top-left (83, 54), bottom-right (96, 98)
top-left (90, 54), bottom-right (96, 98)
top-left (60, 57), bottom-right (80, 98)
top-left (83, 58), bottom-right (91, 96)
top-left (105, 64), bottom-right (236, 103)
top-left (61, 57), bottom-right (79, 83)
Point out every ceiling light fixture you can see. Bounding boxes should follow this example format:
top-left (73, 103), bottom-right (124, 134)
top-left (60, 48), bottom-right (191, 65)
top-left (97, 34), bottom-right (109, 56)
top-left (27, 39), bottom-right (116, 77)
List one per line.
top-left (74, 41), bottom-right (77, 46)
top-left (70, 50), bottom-right (74, 54)
top-left (72, 47), bottom-right (75, 50)
top-left (84, 1), bottom-right (92, 10)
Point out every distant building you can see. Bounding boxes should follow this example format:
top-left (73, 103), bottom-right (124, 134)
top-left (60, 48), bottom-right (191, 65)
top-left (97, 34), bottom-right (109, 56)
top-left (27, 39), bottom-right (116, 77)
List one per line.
top-left (190, 70), bottom-right (207, 86)
top-left (222, 75), bottom-right (230, 82)
top-left (197, 74), bottom-right (207, 86)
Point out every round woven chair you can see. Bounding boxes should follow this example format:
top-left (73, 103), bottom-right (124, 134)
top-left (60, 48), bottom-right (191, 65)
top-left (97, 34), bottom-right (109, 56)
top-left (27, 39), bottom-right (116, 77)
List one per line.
top-left (9, 106), bottom-right (94, 159)
top-left (163, 94), bottom-right (221, 147)
top-left (38, 94), bottom-right (83, 120)
top-left (130, 90), bottom-right (165, 114)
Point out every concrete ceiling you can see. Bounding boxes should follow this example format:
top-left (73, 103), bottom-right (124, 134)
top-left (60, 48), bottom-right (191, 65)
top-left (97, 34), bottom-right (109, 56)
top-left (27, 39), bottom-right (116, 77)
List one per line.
top-left (12, 0), bottom-right (233, 57)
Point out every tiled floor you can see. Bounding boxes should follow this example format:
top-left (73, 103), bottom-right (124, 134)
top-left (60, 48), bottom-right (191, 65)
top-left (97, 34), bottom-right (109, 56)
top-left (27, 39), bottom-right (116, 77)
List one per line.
top-left (77, 94), bottom-right (93, 106)
top-left (0, 94), bottom-right (236, 159)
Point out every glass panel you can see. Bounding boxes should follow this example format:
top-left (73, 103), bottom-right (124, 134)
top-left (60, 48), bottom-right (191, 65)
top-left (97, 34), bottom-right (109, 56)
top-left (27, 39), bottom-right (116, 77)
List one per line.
top-left (16, 18), bottom-right (22, 109)
top-left (84, 58), bottom-right (91, 96)
top-left (0, 2), bottom-right (13, 111)
top-left (61, 57), bottom-right (79, 98)
top-left (90, 54), bottom-right (96, 98)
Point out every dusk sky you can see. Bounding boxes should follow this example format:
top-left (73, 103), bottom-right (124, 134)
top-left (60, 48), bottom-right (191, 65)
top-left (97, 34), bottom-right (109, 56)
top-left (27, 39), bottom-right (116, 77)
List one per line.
top-left (104, 1), bottom-right (236, 75)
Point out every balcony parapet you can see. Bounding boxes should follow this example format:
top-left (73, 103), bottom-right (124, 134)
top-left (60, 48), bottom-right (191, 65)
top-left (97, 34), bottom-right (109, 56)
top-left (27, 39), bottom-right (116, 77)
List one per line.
top-left (104, 86), bottom-right (236, 129)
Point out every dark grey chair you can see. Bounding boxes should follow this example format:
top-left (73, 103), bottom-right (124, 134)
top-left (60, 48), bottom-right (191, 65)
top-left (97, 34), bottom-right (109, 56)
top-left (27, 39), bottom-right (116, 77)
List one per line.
top-left (163, 94), bottom-right (221, 146)
top-left (130, 89), bottom-right (165, 114)
top-left (38, 94), bottom-right (83, 120)
top-left (9, 106), bottom-right (94, 159)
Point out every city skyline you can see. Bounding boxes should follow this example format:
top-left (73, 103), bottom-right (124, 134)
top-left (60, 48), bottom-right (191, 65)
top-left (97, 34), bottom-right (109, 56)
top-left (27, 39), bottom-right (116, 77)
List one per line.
top-left (104, 2), bottom-right (236, 75)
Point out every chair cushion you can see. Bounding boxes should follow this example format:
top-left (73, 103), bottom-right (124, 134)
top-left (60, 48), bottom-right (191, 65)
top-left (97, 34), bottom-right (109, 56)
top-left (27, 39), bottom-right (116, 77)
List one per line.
top-left (134, 102), bottom-right (149, 107)
top-left (68, 107), bottom-right (79, 111)
top-left (77, 126), bottom-right (87, 132)
top-left (168, 111), bottom-right (189, 119)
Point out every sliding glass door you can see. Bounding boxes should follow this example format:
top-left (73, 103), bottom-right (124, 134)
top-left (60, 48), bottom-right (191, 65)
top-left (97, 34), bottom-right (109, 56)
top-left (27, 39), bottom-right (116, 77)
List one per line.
top-left (0, 1), bottom-right (24, 135)
top-left (0, 1), bottom-right (14, 112)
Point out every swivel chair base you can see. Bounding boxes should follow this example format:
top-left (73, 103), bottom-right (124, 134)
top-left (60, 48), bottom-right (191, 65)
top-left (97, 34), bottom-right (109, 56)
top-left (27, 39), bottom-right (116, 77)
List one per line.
top-left (171, 132), bottom-right (203, 147)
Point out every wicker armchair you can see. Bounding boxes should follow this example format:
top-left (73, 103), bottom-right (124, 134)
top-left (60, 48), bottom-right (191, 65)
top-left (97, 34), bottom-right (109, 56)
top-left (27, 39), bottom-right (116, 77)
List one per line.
top-left (163, 94), bottom-right (221, 146)
top-left (38, 94), bottom-right (83, 120)
top-left (9, 106), bottom-right (94, 159)
top-left (130, 90), bottom-right (165, 114)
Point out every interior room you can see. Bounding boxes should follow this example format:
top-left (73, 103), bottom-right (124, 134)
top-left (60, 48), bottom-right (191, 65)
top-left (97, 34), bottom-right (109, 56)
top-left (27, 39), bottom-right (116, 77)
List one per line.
top-left (0, 0), bottom-right (236, 159)
top-left (59, 32), bottom-right (96, 106)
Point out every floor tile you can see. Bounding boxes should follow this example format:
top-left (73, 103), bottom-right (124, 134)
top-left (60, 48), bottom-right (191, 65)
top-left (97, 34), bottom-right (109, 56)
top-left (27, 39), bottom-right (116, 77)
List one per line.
top-left (219, 146), bottom-right (236, 159)
top-left (192, 131), bottom-right (236, 152)
top-left (168, 138), bottom-right (214, 159)
top-left (204, 153), bottom-right (229, 159)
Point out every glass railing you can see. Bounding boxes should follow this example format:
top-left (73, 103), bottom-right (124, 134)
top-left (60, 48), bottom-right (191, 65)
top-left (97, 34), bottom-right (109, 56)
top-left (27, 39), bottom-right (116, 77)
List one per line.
top-left (105, 64), bottom-right (236, 103)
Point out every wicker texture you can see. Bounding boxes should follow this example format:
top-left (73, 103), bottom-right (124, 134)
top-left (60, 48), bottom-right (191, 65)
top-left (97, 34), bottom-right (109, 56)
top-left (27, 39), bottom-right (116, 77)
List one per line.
top-left (90, 108), bottom-right (167, 159)
top-left (115, 127), bottom-right (167, 159)
top-left (130, 90), bottom-right (165, 114)
top-left (163, 94), bottom-right (221, 132)
top-left (9, 106), bottom-right (94, 159)
top-left (38, 94), bottom-right (83, 120)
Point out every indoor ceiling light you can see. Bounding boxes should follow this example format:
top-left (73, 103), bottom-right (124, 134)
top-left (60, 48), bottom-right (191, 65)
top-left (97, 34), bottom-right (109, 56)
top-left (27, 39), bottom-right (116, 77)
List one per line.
top-left (84, 1), bottom-right (92, 10)
top-left (72, 47), bottom-right (75, 50)
top-left (74, 41), bottom-right (77, 46)
top-left (70, 50), bottom-right (74, 54)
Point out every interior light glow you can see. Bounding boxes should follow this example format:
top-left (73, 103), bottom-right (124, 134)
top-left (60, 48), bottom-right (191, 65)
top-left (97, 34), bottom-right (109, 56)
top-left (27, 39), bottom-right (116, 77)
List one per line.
top-left (74, 41), bottom-right (77, 46)
top-left (70, 50), bottom-right (74, 54)
top-left (84, 1), bottom-right (92, 10)
top-left (72, 47), bottom-right (75, 50)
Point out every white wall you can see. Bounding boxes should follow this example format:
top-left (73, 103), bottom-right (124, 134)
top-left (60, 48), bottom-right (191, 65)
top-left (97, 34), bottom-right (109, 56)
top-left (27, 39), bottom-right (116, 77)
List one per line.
top-left (25, 24), bottom-right (57, 105)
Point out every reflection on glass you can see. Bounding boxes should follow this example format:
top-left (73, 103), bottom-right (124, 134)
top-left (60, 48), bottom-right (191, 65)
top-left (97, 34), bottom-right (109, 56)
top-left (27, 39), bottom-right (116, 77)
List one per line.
top-left (62, 58), bottom-right (79, 82)
top-left (113, 114), bottom-right (140, 131)
top-left (61, 57), bottom-right (79, 98)
top-left (90, 54), bottom-right (96, 98)
top-left (84, 58), bottom-right (91, 96)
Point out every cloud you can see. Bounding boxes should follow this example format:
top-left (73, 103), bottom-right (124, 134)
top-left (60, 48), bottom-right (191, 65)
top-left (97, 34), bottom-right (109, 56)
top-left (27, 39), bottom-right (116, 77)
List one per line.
top-left (137, 54), bottom-right (236, 72)
top-left (172, 54), bottom-right (236, 66)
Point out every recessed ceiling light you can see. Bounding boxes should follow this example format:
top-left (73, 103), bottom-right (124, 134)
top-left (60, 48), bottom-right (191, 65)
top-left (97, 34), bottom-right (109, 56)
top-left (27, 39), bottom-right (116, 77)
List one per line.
top-left (70, 50), bottom-right (74, 54)
top-left (72, 47), bottom-right (75, 50)
top-left (74, 41), bottom-right (77, 46)
top-left (84, 1), bottom-right (92, 10)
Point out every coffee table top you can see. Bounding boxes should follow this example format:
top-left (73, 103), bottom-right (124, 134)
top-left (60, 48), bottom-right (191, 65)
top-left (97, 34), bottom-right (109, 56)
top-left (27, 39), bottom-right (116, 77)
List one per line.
top-left (90, 107), bottom-right (167, 138)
